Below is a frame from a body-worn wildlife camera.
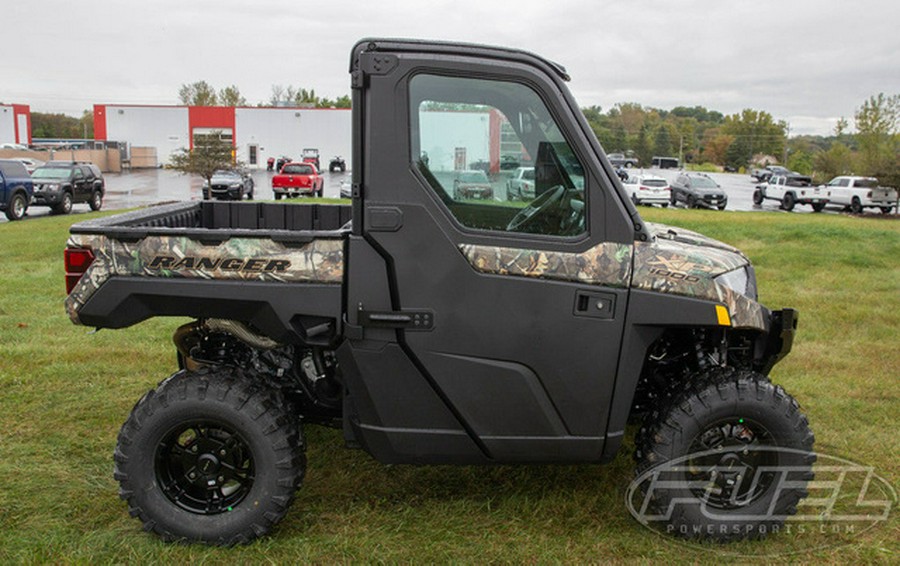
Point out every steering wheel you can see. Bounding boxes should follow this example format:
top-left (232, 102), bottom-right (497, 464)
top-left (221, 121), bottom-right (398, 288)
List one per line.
top-left (506, 185), bottom-right (584, 235)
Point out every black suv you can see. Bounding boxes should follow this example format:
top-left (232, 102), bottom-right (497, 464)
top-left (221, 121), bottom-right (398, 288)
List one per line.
top-left (31, 161), bottom-right (105, 214)
top-left (671, 172), bottom-right (728, 210)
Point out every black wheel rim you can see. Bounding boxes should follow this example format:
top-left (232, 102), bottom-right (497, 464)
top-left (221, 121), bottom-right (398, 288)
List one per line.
top-left (685, 417), bottom-right (777, 510)
top-left (155, 420), bottom-right (255, 514)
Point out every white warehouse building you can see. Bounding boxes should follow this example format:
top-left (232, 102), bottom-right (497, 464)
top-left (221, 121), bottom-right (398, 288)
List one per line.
top-left (93, 104), bottom-right (351, 168)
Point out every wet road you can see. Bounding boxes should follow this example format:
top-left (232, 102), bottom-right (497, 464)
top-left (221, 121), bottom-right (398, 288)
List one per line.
top-left (3, 167), bottom-right (891, 224)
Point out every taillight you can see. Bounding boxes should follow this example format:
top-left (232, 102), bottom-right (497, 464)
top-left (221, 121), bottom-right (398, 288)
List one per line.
top-left (65, 248), bottom-right (95, 294)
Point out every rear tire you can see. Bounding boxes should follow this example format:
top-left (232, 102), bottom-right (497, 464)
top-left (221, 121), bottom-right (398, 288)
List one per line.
top-left (782, 192), bottom-right (795, 211)
top-left (114, 367), bottom-right (305, 545)
top-left (850, 197), bottom-right (862, 214)
top-left (634, 369), bottom-right (814, 542)
top-left (5, 192), bottom-right (27, 220)
top-left (89, 190), bottom-right (103, 211)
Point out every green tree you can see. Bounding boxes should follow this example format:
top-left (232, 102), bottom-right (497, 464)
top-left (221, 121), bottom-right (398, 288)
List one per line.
top-left (721, 109), bottom-right (786, 168)
top-left (31, 112), bottom-right (86, 138)
top-left (635, 124), bottom-right (652, 166)
top-left (219, 85), bottom-right (247, 107)
top-left (168, 131), bottom-right (236, 187)
top-left (787, 150), bottom-right (814, 175)
top-left (654, 124), bottom-right (672, 158)
top-left (813, 142), bottom-right (854, 183)
top-left (178, 81), bottom-right (218, 106)
top-left (854, 93), bottom-right (900, 185)
top-left (317, 95), bottom-right (351, 109)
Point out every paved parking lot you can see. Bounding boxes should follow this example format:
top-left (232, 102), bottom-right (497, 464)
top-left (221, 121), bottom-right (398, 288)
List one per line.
top-left (4, 166), bottom-right (892, 224)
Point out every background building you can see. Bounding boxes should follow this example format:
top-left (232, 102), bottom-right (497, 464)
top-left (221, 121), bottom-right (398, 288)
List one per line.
top-left (0, 104), bottom-right (31, 146)
top-left (93, 104), bottom-right (351, 168)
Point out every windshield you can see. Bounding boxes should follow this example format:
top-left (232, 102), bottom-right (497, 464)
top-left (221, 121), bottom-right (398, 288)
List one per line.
top-left (32, 168), bottom-right (70, 180)
top-left (213, 170), bottom-right (240, 178)
top-left (282, 164), bottom-right (312, 175)
top-left (458, 171), bottom-right (489, 183)
top-left (521, 168), bottom-right (535, 180)
top-left (691, 177), bottom-right (718, 189)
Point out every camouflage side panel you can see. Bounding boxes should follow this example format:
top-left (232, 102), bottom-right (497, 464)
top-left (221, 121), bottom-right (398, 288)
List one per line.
top-left (632, 239), bottom-right (765, 330)
top-left (459, 242), bottom-right (632, 287)
top-left (65, 234), bottom-right (343, 324)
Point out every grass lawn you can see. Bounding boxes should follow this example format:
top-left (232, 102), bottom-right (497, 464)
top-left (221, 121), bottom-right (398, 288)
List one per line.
top-left (0, 206), bottom-right (897, 563)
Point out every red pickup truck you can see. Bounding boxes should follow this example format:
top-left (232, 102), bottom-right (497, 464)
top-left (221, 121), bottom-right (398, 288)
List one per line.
top-left (271, 162), bottom-right (324, 199)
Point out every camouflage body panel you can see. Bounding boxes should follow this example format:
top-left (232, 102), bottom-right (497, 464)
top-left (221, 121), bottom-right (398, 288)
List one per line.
top-left (458, 222), bottom-right (765, 330)
top-left (634, 223), bottom-right (764, 329)
top-left (459, 242), bottom-right (633, 288)
top-left (65, 234), bottom-right (343, 324)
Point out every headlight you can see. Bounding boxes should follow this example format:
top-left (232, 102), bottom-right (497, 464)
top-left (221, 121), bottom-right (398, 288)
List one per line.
top-left (230, 183), bottom-right (242, 188)
top-left (47, 183), bottom-right (60, 190)
top-left (715, 265), bottom-right (757, 300)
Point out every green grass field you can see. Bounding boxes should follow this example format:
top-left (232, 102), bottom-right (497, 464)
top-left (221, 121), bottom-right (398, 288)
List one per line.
top-left (0, 207), bottom-right (897, 563)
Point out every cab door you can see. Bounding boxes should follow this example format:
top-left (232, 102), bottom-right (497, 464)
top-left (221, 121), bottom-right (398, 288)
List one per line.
top-left (350, 46), bottom-right (636, 462)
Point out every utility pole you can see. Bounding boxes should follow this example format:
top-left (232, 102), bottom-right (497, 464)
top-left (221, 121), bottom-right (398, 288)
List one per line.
top-left (783, 123), bottom-right (791, 165)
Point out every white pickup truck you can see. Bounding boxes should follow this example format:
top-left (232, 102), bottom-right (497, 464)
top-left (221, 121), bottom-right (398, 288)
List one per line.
top-left (753, 174), bottom-right (829, 212)
top-left (820, 176), bottom-right (897, 214)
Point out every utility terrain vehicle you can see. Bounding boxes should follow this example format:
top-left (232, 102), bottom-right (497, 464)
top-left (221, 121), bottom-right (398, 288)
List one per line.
top-left (64, 39), bottom-right (813, 545)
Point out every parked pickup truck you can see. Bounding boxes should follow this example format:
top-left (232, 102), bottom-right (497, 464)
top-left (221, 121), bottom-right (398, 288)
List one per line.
top-left (750, 165), bottom-right (791, 183)
top-left (0, 158), bottom-right (33, 220)
top-left (64, 39), bottom-right (813, 546)
top-left (271, 161), bottom-right (324, 199)
top-left (753, 173), bottom-right (829, 212)
top-left (819, 176), bottom-right (897, 214)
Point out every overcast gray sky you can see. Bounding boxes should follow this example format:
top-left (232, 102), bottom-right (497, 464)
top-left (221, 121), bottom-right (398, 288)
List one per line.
top-left (5, 0), bottom-right (899, 136)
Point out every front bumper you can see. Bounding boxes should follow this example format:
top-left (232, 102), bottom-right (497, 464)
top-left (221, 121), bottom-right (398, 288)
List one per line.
top-left (756, 308), bottom-right (798, 375)
top-left (31, 190), bottom-right (63, 206)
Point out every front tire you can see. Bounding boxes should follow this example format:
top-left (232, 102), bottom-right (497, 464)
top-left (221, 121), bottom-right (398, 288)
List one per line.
top-left (114, 368), bottom-right (305, 545)
top-left (634, 369), bottom-right (814, 542)
top-left (753, 189), bottom-right (764, 206)
top-left (53, 191), bottom-right (73, 215)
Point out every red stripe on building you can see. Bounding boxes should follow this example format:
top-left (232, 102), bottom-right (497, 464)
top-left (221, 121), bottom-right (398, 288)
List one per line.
top-left (188, 106), bottom-right (236, 149)
top-left (93, 105), bottom-right (107, 141)
top-left (12, 104), bottom-right (31, 144)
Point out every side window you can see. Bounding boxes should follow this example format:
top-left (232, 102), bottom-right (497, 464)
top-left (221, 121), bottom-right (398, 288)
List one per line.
top-left (73, 168), bottom-right (84, 180)
top-left (409, 74), bottom-right (586, 237)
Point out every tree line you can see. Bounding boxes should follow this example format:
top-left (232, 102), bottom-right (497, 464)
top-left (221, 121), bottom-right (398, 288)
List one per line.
top-left (582, 94), bottom-right (899, 186)
top-left (177, 81), bottom-right (351, 109)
